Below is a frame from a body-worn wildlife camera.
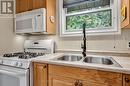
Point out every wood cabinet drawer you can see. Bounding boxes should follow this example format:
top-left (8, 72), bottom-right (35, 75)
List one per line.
top-left (49, 65), bottom-right (122, 86)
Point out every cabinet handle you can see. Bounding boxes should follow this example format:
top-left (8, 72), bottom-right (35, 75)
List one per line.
top-left (43, 65), bottom-right (47, 69)
top-left (78, 82), bottom-right (83, 86)
top-left (125, 77), bottom-right (130, 83)
top-left (74, 80), bottom-right (79, 86)
top-left (49, 16), bottom-right (55, 23)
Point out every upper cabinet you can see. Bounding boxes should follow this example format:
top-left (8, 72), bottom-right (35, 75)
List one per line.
top-left (121, 0), bottom-right (130, 28)
top-left (16, 0), bottom-right (32, 13)
top-left (32, 0), bottom-right (46, 9)
top-left (16, 0), bottom-right (56, 34)
top-left (16, 0), bottom-right (46, 13)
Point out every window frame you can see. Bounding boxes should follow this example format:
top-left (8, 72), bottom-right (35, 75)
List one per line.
top-left (59, 0), bottom-right (121, 37)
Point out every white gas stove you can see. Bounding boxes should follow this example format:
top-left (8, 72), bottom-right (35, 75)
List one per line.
top-left (0, 39), bottom-right (54, 86)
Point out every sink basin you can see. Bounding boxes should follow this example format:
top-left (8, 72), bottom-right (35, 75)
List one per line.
top-left (52, 55), bottom-right (121, 68)
top-left (83, 56), bottom-right (121, 67)
top-left (83, 57), bottom-right (113, 65)
top-left (54, 55), bottom-right (82, 62)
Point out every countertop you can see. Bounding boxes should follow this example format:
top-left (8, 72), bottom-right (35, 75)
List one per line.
top-left (32, 53), bottom-right (130, 74)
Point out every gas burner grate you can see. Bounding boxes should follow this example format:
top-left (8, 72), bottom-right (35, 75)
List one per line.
top-left (3, 52), bottom-right (45, 59)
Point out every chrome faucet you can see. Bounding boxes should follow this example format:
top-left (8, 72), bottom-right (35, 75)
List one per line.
top-left (81, 23), bottom-right (86, 58)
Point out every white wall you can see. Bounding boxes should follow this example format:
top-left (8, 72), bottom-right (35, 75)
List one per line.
top-left (28, 28), bottom-right (130, 53)
top-left (28, 0), bottom-right (130, 53)
top-left (0, 18), bottom-right (26, 55)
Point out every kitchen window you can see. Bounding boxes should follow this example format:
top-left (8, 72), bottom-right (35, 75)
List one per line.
top-left (59, 0), bottom-right (121, 36)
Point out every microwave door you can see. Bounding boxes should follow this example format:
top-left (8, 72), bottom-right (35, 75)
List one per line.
top-left (35, 14), bottom-right (46, 32)
top-left (16, 16), bottom-right (34, 33)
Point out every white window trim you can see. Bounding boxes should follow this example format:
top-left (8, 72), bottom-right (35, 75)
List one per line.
top-left (59, 0), bottom-right (121, 37)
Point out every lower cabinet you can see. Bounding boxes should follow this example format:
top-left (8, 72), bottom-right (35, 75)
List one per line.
top-left (34, 63), bottom-right (48, 86)
top-left (48, 65), bottom-right (122, 86)
top-left (123, 74), bottom-right (130, 86)
top-left (34, 63), bottom-right (130, 86)
top-left (48, 75), bottom-right (111, 86)
top-left (49, 75), bottom-right (76, 86)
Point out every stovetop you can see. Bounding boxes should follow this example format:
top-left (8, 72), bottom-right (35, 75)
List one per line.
top-left (0, 52), bottom-right (45, 69)
top-left (3, 52), bottom-right (45, 59)
top-left (0, 40), bottom-right (54, 69)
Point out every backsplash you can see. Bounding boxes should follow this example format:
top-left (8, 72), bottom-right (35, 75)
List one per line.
top-left (28, 28), bottom-right (130, 53)
top-left (0, 18), bottom-right (26, 55)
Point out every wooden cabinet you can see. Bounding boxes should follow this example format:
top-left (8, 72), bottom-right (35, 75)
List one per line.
top-left (45, 0), bottom-right (56, 34)
top-left (16, 0), bottom-right (32, 13)
top-left (121, 0), bottom-right (130, 28)
top-left (49, 75), bottom-right (76, 86)
top-left (16, 0), bottom-right (44, 13)
top-left (16, 0), bottom-right (56, 34)
top-left (34, 63), bottom-right (48, 86)
top-left (48, 65), bottom-right (122, 86)
top-left (123, 74), bottom-right (130, 86)
top-left (49, 75), bottom-right (116, 86)
top-left (32, 0), bottom-right (46, 9)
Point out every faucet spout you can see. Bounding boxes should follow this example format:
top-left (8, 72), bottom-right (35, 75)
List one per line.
top-left (82, 23), bottom-right (86, 58)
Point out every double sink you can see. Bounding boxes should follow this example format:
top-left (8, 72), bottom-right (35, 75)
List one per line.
top-left (52, 55), bottom-right (122, 68)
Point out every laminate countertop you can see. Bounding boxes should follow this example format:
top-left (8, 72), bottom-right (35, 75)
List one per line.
top-left (32, 53), bottom-right (130, 74)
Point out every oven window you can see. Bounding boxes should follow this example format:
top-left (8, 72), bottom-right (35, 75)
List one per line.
top-left (0, 74), bottom-right (20, 86)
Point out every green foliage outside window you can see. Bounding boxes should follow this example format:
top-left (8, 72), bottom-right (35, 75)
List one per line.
top-left (66, 10), bottom-right (112, 31)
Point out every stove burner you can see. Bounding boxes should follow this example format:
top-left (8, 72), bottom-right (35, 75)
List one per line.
top-left (3, 52), bottom-right (45, 59)
top-left (3, 53), bottom-right (20, 57)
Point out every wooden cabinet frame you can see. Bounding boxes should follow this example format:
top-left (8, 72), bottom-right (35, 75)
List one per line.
top-left (34, 63), bottom-right (48, 86)
top-left (121, 0), bottom-right (130, 28)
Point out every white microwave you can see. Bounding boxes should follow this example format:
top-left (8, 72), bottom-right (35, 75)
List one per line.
top-left (15, 8), bottom-right (46, 34)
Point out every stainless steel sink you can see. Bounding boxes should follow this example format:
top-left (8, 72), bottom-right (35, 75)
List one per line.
top-left (53, 55), bottom-right (82, 62)
top-left (83, 56), bottom-right (121, 67)
top-left (52, 55), bottom-right (121, 68)
top-left (83, 57), bottom-right (113, 65)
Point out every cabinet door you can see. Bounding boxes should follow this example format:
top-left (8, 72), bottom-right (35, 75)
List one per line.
top-left (121, 0), bottom-right (130, 28)
top-left (49, 65), bottom-right (122, 86)
top-left (123, 74), bottom-right (130, 86)
top-left (16, 0), bottom-right (20, 13)
top-left (34, 63), bottom-right (48, 86)
top-left (33, 0), bottom-right (46, 9)
top-left (16, 0), bottom-right (32, 13)
top-left (81, 80), bottom-right (116, 86)
top-left (46, 0), bottom-right (56, 34)
top-left (49, 75), bottom-right (77, 86)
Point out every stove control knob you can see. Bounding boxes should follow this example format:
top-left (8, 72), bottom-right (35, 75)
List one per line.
top-left (18, 62), bottom-right (23, 67)
top-left (0, 60), bottom-right (3, 64)
top-left (13, 62), bottom-right (18, 66)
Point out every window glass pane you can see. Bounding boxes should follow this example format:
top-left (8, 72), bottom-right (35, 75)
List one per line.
top-left (63, 0), bottom-right (110, 13)
top-left (66, 10), bottom-right (112, 31)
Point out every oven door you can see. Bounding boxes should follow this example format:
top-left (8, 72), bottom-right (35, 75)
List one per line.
top-left (0, 65), bottom-right (29, 86)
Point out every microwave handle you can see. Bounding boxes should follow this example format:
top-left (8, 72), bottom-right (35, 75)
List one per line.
top-left (0, 69), bottom-right (26, 77)
top-left (32, 17), bottom-right (36, 32)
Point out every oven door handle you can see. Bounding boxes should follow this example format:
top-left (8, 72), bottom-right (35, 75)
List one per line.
top-left (0, 69), bottom-right (26, 77)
